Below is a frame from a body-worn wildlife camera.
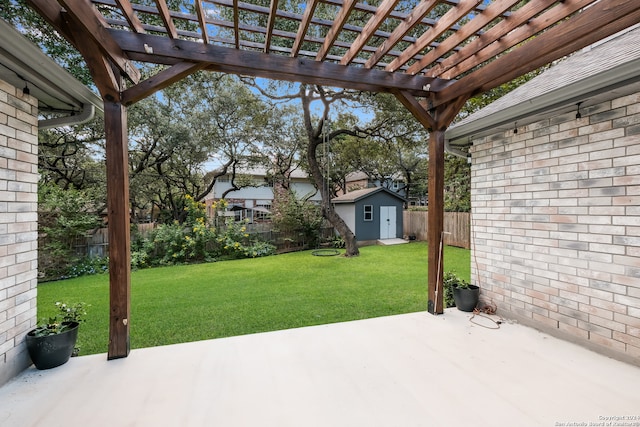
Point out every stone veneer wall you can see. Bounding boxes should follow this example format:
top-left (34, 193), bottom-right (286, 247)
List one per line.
top-left (0, 79), bottom-right (39, 385)
top-left (470, 91), bottom-right (640, 366)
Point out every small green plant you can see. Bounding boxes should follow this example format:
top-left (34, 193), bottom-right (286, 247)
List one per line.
top-left (331, 235), bottom-right (345, 248)
top-left (31, 301), bottom-right (89, 337)
top-left (443, 271), bottom-right (470, 308)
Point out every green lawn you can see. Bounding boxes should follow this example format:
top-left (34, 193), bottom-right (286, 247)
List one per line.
top-left (36, 242), bottom-right (470, 355)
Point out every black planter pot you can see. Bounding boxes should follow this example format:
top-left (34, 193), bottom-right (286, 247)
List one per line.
top-left (25, 322), bottom-right (79, 370)
top-left (453, 285), bottom-right (480, 312)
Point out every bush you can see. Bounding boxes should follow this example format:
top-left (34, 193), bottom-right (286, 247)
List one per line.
top-left (271, 188), bottom-right (323, 248)
top-left (65, 256), bottom-right (109, 278)
top-left (38, 183), bottom-right (102, 281)
top-left (131, 196), bottom-right (276, 267)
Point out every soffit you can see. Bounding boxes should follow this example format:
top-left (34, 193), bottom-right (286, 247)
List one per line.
top-left (0, 18), bottom-right (103, 114)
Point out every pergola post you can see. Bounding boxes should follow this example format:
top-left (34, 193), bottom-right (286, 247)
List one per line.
top-left (104, 100), bottom-right (131, 359)
top-left (427, 130), bottom-right (445, 314)
top-left (394, 92), bottom-right (464, 315)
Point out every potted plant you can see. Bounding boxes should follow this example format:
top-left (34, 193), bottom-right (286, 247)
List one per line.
top-left (25, 301), bottom-right (88, 370)
top-left (443, 271), bottom-right (479, 312)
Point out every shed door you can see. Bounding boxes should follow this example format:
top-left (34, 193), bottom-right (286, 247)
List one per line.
top-left (380, 206), bottom-right (396, 239)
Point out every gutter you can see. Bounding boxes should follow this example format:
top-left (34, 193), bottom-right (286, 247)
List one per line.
top-left (0, 19), bottom-right (103, 129)
top-left (445, 26), bottom-right (640, 152)
top-left (39, 104), bottom-right (96, 130)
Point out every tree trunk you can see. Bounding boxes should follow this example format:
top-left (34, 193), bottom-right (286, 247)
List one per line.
top-left (297, 87), bottom-right (358, 255)
top-left (306, 133), bottom-right (359, 256)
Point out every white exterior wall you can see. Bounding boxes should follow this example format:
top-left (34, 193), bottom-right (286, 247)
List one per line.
top-left (0, 79), bottom-right (39, 385)
top-left (211, 178), bottom-right (321, 203)
top-left (470, 91), bottom-right (640, 365)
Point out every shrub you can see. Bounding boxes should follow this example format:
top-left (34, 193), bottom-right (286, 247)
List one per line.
top-left (65, 256), bottom-right (109, 278)
top-left (271, 188), bottom-right (323, 248)
top-left (38, 183), bottom-right (102, 280)
top-left (132, 197), bottom-right (276, 267)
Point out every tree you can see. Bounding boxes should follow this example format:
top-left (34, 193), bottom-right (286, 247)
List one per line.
top-left (299, 85), bottom-right (370, 256)
top-left (271, 187), bottom-right (323, 247)
top-left (350, 93), bottom-right (430, 203)
top-left (38, 119), bottom-right (106, 193)
top-left (252, 104), bottom-right (307, 191)
top-left (127, 72), bottom-right (268, 222)
top-left (38, 182), bottom-right (102, 280)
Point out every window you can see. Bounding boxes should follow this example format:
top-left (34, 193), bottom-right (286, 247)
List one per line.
top-left (364, 205), bottom-right (373, 221)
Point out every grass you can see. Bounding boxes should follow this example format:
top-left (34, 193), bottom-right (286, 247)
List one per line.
top-left (36, 242), bottom-right (470, 355)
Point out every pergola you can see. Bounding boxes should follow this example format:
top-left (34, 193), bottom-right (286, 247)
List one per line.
top-left (26, 0), bottom-right (640, 360)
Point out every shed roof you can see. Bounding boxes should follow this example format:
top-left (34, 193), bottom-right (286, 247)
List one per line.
top-left (332, 187), bottom-right (406, 204)
top-left (445, 25), bottom-right (640, 150)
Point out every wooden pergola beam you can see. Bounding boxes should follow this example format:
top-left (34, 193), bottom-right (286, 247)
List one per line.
top-left (154, 0), bottom-right (178, 39)
top-left (425, 0), bottom-right (560, 78)
top-left (340, 0), bottom-right (400, 66)
top-left (433, 0), bottom-right (640, 107)
top-left (316, 0), bottom-right (358, 61)
top-left (390, 0), bottom-right (484, 73)
top-left (195, 0), bottom-right (210, 44)
top-left (364, 0), bottom-right (439, 69)
top-left (109, 30), bottom-right (450, 95)
top-left (291, 0), bottom-right (319, 57)
top-left (398, 0), bottom-right (520, 74)
top-left (233, 0), bottom-right (240, 49)
top-left (435, 0), bottom-right (598, 80)
top-left (393, 90), bottom-right (436, 130)
top-left (264, 0), bottom-right (279, 52)
top-left (114, 0), bottom-right (146, 34)
top-left (56, 0), bottom-right (140, 84)
top-left (122, 62), bottom-right (208, 106)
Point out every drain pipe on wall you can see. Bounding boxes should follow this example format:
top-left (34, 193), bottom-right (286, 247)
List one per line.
top-left (38, 103), bottom-right (96, 130)
top-left (444, 139), bottom-right (469, 160)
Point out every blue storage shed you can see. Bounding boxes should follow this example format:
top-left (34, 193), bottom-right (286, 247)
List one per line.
top-left (332, 187), bottom-right (406, 245)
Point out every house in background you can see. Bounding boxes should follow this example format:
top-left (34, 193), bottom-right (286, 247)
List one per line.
top-left (332, 187), bottom-right (406, 246)
top-left (446, 26), bottom-right (640, 365)
top-left (341, 171), bottom-right (408, 198)
top-left (204, 166), bottom-right (321, 222)
top-left (0, 18), bottom-right (103, 386)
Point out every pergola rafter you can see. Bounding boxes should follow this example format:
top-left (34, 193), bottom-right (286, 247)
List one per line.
top-left (24, 0), bottom-right (640, 360)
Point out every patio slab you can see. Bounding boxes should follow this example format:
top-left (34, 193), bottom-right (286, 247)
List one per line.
top-left (0, 310), bottom-right (638, 427)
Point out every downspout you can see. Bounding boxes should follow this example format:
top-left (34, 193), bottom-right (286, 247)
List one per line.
top-left (38, 103), bottom-right (95, 130)
top-left (444, 139), bottom-right (469, 160)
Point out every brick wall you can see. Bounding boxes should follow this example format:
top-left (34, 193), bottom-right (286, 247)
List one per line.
top-left (0, 79), bottom-right (39, 385)
top-left (470, 91), bottom-right (640, 366)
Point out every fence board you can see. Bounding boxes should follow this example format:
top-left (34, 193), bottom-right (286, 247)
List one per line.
top-left (403, 211), bottom-right (470, 249)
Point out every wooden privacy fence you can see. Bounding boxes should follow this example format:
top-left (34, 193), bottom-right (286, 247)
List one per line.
top-left (403, 211), bottom-right (470, 249)
top-left (63, 214), bottom-right (469, 255)
top-left (63, 223), bottom-right (334, 257)
top-left (61, 223), bottom-right (157, 258)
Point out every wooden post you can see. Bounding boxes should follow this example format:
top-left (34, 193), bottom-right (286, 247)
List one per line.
top-left (427, 129), bottom-right (445, 314)
top-left (104, 100), bottom-right (131, 359)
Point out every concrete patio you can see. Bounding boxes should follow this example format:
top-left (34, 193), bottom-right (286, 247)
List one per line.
top-left (0, 310), bottom-right (638, 427)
